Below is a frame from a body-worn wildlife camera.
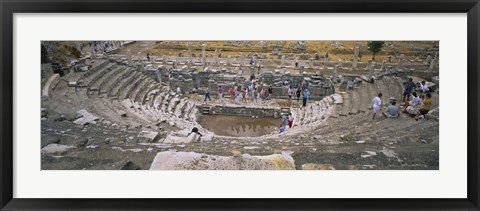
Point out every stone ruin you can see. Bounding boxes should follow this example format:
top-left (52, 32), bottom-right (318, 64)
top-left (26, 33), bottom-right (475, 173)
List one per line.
top-left (40, 41), bottom-right (440, 171)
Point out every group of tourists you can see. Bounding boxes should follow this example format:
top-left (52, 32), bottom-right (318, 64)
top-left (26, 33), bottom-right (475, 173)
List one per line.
top-left (371, 77), bottom-right (433, 121)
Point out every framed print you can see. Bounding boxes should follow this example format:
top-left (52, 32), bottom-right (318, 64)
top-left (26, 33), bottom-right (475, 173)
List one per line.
top-left (1, 0), bottom-right (479, 210)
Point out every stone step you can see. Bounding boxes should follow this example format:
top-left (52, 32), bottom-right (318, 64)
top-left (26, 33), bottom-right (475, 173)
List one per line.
top-left (356, 85), bottom-right (368, 113)
top-left (83, 60), bottom-right (109, 78)
top-left (160, 93), bottom-right (175, 111)
top-left (80, 63), bottom-right (117, 88)
top-left (109, 70), bottom-right (141, 98)
top-left (167, 97), bottom-right (181, 114)
top-left (118, 75), bottom-right (145, 100)
top-left (201, 106), bottom-right (210, 115)
top-left (182, 102), bottom-right (195, 120)
top-left (189, 107), bottom-right (199, 122)
top-left (152, 92), bottom-right (165, 109)
top-left (144, 87), bottom-right (161, 108)
top-left (174, 99), bottom-right (188, 118)
top-left (89, 65), bottom-right (123, 92)
top-left (98, 66), bottom-right (128, 94)
top-left (121, 99), bottom-right (152, 124)
top-left (100, 67), bottom-right (131, 95)
top-left (349, 86), bottom-right (361, 115)
top-left (126, 77), bottom-right (150, 100)
top-left (135, 82), bottom-right (157, 104)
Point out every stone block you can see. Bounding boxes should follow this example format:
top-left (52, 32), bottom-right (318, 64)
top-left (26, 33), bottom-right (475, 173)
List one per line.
top-left (149, 151), bottom-right (295, 170)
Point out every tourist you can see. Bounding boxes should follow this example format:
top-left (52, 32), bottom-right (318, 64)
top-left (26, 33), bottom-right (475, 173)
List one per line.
top-left (281, 113), bottom-right (288, 128)
top-left (176, 86), bottom-right (182, 95)
top-left (295, 59), bottom-right (299, 68)
top-left (235, 89), bottom-right (241, 104)
top-left (415, 93), bottom-right (432, 121)
top-left (420, 80), bottom-right (429, 93)
top-left (288, 113), bottom-right (294, 128)
top-left (257, 64), bottom-right (261, 75)
top-left (402, 92), bottom-right (422, 114)
top-left (242, 88), bottom-right (247, 103)
top-left (229, 87), bottom-right (235, 99)
top-left (260, 88), bottom-right (266, 101)
top-left (278, 124), bottom-right (286, 134)
top-left (204, 86), bottom-right (211, 101)
top-left (217, 86), bottom-right (224, 99)
top-left (402, 78), bottom-right (416, 102)
top-left (147, 53), bottom-right (150, 61)
top-left (415, 82), bottom-right (422, 92)
top-left (187, 127), bottom-right (202, 143)
top-left (383, 101), bottom-right (400, 118)
top-left (293, 83), bottom-right (299, 94)
top-left (301, 81), bottom-right (308, 91)
top-left (302, 89), bottom-right (310, 108)
top-left (267, 86), bottom-right (273, 100)
top-left (238, 67), bottom-right (243, 76)
top-left (371, 93), bottom-right (383, 120)
top-left (296, 88), bottom-right (301, 103)
top-left (287, 86), bottom-right (293, 100)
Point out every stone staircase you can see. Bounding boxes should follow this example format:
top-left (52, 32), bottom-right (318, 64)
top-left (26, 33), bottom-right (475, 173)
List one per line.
top-left (45, 60), bottom-right (200, 130)
top-left (201, 105), bottom-right (211, 115)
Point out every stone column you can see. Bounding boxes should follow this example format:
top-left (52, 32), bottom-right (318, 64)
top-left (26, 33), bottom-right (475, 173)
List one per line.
top-left (396, 54), bottom-right (404, 70)
top-left (333, 64), bottom-right (338, 79)
top-left (368, 59), bottom-right (374, 79)
top-left (300, 66), bottom-right (305, 75)
top-left (366, 59), bottom-right (373, 71)
top-left (188, 44), bottom-right (193, 68)
top-left (202, 44), bottom-right (206, 59)
top-left (429, 58), bottom-right (436, 71)
top-left (213, 49), bottom-right (218, 65)
top-left (281, 55), bottom-right (285, 67)
top-left (352, 45), bottom-right (359, 70)
top-left (323, 56), bottom-right (328, 70)
top-left (188, 44), bottom-right (193, 59)
top-left (240, 53), bottom-right (244, 66)
top-left (381, 60), bottom-right (386, 71)
top-left (309, 57), bottom-right (314, 69)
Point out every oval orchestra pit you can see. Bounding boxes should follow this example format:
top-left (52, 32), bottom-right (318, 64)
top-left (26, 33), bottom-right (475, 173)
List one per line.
top-left (197, 114), bottom-right (280, 137)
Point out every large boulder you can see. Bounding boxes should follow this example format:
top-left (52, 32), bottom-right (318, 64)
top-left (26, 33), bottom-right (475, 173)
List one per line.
top-left (301, 163), bottom-right (336, 170)
top-left (149, 151), bottom-right (295, 170)
top-left (137, 130), bottom-right (159, 143)
top-left (73, 109), bottom-right (98, 125)
top-left (41, 144), bottom-right (76, 155)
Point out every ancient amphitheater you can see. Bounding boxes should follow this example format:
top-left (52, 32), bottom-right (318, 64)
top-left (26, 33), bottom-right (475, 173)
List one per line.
top-left (41, 41), bottom-right (439, 170)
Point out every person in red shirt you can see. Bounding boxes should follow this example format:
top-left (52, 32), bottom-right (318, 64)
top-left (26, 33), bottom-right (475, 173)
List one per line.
top-left (229, 87), bottom-right (235, 100)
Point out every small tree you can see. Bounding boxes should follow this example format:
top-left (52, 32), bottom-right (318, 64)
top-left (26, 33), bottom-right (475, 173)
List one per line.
top-left (367, 41), bottom-right (385, 60)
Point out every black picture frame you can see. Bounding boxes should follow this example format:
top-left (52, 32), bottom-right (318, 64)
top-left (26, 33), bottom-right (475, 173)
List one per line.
top-left (1, 0), bottom-right (479, 210)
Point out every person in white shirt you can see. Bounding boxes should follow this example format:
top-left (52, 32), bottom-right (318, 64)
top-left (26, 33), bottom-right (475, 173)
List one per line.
top-left (420, 80), bottom-right (429, 93)
top-left (186, 127), bottom-right (202, 143)
top-left (372, 93), bottom-right (383, 120)
top-left (402, 92), bottom-right (422, 115)
top-left (176, 86), bottom-right (182, 95)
